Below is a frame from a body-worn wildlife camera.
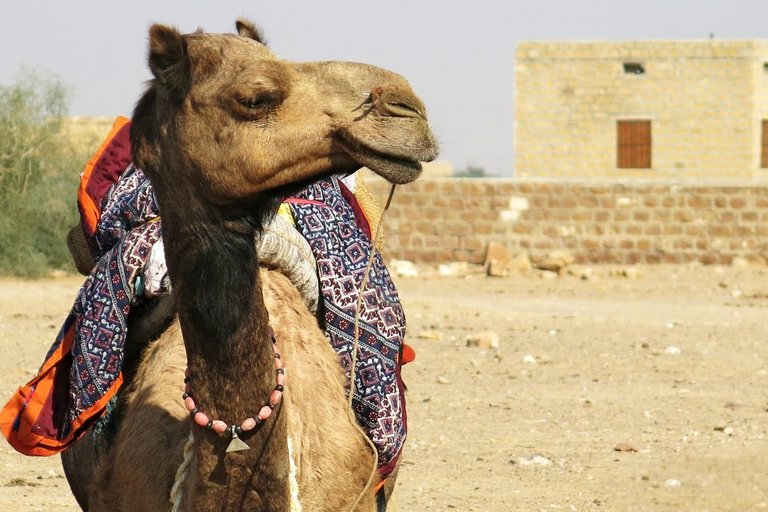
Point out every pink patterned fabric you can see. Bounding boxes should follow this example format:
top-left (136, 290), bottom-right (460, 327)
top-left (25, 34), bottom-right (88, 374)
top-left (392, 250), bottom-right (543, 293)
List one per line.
top-left (290, 177), bottom-right (408, 474)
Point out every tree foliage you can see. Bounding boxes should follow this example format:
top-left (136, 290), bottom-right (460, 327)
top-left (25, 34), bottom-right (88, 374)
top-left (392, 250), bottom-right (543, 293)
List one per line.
top-left (454, 164), bottom-right (493, 178)
top-left (0, 69), bottom-right (83, 276)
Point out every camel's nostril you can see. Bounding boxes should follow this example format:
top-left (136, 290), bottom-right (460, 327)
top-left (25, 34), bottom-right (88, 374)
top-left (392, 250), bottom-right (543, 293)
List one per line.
top-left (379, 100), bottom-right (425, 120)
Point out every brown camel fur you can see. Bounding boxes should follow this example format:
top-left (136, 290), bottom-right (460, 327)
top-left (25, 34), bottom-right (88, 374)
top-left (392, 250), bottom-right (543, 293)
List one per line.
top-left (61, 19), bottom-right (437, 512)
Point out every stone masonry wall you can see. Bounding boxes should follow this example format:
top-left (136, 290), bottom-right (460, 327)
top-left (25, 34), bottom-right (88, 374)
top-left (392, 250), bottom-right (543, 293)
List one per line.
top-left (366, 177), bottom-right (768, 266)
top-left (515, 40), bottom-right (768, 180)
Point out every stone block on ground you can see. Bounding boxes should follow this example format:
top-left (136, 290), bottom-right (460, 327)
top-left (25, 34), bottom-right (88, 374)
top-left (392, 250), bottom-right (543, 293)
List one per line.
top-left (536, 250), bottom-right (575, 274)
top-left (485, 241), bottom-right (530, 276)
top-left (390, 259), bottom-right (419, 277)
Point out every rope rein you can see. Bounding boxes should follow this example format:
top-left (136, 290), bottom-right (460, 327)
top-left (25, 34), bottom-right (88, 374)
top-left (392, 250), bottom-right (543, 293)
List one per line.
top-left (169, 432), bottom-right (195, 512)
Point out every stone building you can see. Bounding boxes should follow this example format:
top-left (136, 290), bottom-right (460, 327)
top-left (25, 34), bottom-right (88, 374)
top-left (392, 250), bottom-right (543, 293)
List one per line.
top-left (514, 40), bottom-right (768, 180)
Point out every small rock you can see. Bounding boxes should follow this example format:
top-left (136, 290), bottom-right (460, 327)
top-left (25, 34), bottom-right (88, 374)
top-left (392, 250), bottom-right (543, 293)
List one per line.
top-left (512, 454), bottom-right (552, 466)
top-left (438, 262), bottom-right (468, 277)
top-left (487, 259), bottom-right (509, 277)
top-left (466, 331), bottom-right (500, 349)
top-left (539, 270), bottom-right (559, 280)
top-left (436, 376), bottom-right (451, 384)
top-left (391, 259), bottom-right (419, 277)
top-left (568, 265), bottom-right (595, 280)
top-left (508, 251), bottom-right (532, 274)
top-left (731, 256), bottom-right (750, 268)
top-left (664, 346), bottom-right (682, 356)
top-left (522, 354), bottom-right (537, 364)
top-left (664, 479), bottom-right (682, 488)
top-left (486, 247), bottom-right (531, 277)
top-left (485, 241), bottom-right (514, 264)
top-left (416, 330), bottom-right (444, 341)
top-left (613, 442), bottom-right (638, 452)
top-left (611, 267), bottom-right (640, 279)
top-left (536, 250), bottom-right (575, 274)
top-left (484, 242), bottom-right (515, 277)
top-left (723, 427), bottom-right (734, 436)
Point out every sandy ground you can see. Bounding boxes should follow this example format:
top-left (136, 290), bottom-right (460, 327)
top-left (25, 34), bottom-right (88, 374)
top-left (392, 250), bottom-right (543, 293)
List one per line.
top-left (0, 264), bottom-right (767, 511)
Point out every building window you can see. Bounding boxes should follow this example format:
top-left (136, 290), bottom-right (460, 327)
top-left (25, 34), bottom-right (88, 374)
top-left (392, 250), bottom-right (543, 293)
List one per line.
top-left (762, 120), bottom-right (768, 168)
top-left (623, 62), bottom-right (645, 75)
top-left (617, 120), bottom-right (652, 169)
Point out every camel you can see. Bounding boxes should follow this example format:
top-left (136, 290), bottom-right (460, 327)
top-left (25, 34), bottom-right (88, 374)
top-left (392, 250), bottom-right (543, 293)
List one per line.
top-left (60, 19), bottom-right (437, 512)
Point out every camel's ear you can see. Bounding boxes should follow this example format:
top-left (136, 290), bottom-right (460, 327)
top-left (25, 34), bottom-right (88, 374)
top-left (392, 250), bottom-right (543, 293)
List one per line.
top-left (235, 19), bottom-right (267, 45)
top-left (147, 24), bottom-right (189, 96)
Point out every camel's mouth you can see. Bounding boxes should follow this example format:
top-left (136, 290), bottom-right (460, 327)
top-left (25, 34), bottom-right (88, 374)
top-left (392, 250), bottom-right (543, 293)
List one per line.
top-left (336, 133), bottom-right (424, 185)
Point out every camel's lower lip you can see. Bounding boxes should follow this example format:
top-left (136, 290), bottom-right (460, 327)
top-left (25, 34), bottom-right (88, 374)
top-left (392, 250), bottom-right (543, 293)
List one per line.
top-left (335, 133), bottom-right (423, 184)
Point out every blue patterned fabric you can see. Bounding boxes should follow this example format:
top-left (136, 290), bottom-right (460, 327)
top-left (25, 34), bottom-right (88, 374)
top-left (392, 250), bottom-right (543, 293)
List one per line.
top-left (44, 167), bottom-right (161, 438)
top-left (290, 177), bottom-right (408, 470)
top-left (94, 164), bottom-right (160, 255)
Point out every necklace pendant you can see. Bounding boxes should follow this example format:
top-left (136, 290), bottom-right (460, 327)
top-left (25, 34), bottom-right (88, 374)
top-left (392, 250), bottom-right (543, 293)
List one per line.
top-left (226, 427), bottom-right (250, 453)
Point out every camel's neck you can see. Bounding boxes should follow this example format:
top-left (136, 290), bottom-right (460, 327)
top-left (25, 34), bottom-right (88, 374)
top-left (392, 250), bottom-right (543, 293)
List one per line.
top-left (162, 204), bottom-right (291, 510)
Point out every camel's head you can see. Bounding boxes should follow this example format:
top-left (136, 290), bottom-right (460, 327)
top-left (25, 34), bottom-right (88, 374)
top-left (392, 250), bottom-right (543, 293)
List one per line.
top-left (131, 19), bottom-right (439, 207)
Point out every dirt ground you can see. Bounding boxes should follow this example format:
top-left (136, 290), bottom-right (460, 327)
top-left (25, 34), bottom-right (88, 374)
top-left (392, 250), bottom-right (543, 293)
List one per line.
top-left (0, 264), bottom-right (767, 511)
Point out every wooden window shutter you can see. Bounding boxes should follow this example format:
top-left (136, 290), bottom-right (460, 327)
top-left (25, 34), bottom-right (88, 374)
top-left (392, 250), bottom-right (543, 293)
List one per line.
top-left (762, 120), bottom-right (768, 168)
top-left (617, 120), bottom-right (651, 169)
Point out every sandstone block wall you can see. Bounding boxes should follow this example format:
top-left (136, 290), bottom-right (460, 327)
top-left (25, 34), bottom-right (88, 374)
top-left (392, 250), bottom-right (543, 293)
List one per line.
top-left (366, 177), bottom-right (768, 266)
top-left (515, 40), bottom-right (768, 180)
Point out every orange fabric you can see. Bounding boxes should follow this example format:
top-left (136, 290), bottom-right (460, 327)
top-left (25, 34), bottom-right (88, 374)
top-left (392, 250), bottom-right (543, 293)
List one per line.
top-left (0, 323), bottom-right (123, 456)
top-left (373, 478), bottom-right (388, 495)
top-left (77, 116), bottom-right (130, 236)
top-left (400, 343), bottom-right (416, 365)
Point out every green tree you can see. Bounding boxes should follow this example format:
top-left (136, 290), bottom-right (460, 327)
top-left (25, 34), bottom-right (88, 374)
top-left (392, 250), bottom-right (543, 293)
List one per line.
top-left (454, 164), bottom-right (493, 178)
top-left (0, 69), bottom-right (82, 276)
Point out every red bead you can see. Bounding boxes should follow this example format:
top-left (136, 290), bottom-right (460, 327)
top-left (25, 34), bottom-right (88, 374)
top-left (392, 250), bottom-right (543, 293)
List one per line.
top-left (241, 417), bottom-right (257, 431)
top-left (194, 412), bottom-right (210, 427)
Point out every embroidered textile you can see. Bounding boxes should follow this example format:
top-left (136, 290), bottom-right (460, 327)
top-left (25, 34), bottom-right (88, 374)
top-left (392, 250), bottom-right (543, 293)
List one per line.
top-left (43, 166), bottom-right (162, 439)
top-left (290, 178), bottom-right (407, 470)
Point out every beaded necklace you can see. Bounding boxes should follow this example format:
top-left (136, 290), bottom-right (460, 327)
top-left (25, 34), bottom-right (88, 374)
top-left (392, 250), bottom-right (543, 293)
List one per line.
top-left (181, 327), bottom-right (285, 453)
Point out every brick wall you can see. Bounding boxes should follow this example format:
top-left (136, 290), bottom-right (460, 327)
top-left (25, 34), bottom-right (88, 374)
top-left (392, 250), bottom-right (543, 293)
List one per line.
top-left (365, 177), bottom-right (768, 265)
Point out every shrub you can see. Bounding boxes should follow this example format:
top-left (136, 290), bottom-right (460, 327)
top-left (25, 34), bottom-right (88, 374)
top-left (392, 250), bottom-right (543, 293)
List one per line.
top-left (0, 69), bottom-right (86, 277)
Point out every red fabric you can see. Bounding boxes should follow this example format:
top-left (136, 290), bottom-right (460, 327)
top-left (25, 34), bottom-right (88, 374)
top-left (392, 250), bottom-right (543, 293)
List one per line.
top-left (338, 181), bottom-right (372, 240)
top-left (77, 117), bottom-right (132, 252)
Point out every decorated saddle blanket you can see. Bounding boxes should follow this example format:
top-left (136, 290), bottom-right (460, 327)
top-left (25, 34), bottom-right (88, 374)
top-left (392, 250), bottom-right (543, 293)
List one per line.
top-left (0, 118), bottom-right (409, 473)
top-left (291, 179), bottom-right (408, 474)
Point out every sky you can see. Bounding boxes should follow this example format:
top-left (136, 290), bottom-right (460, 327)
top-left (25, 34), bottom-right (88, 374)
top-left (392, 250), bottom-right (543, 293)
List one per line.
top-left (2, 0), bottom-right (768, 177)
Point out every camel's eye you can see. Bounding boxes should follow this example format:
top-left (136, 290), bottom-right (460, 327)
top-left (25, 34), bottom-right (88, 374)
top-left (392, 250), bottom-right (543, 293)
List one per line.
top-left (235, 91), bottom-right (282, 119)
top-left (239, 97), bottom-right (268, 110)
